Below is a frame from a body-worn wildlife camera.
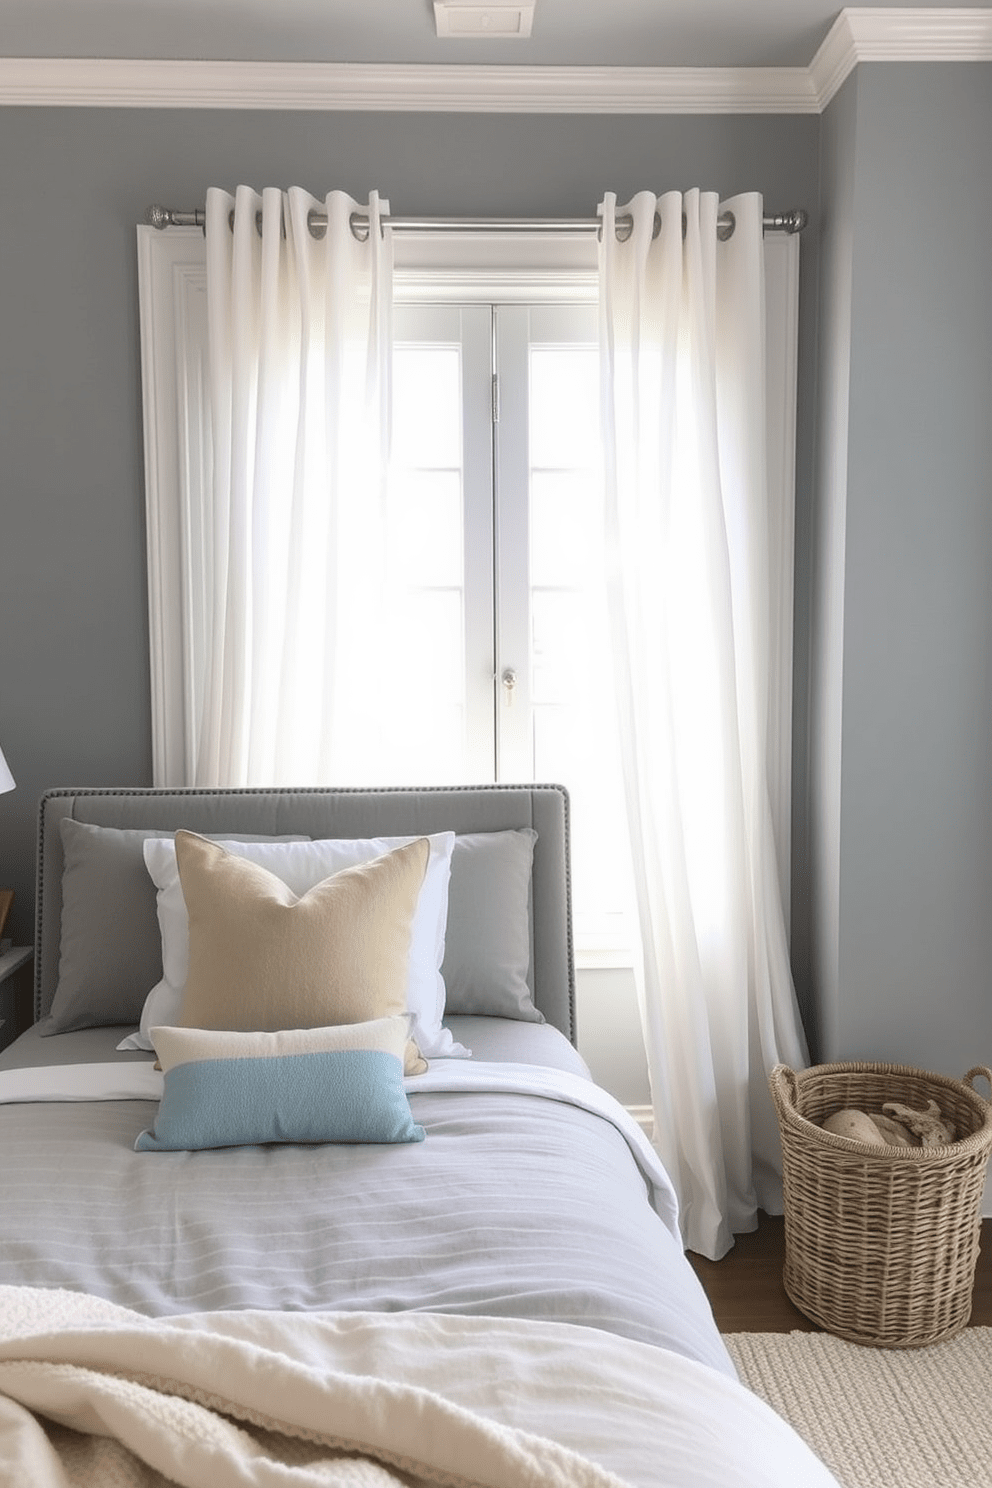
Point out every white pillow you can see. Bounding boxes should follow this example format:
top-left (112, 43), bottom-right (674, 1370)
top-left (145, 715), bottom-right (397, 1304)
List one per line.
top-left (119, 834), bottom-right (466, 1060)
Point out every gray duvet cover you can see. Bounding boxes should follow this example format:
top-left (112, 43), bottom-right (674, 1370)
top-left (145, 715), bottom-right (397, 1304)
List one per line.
top-left (0, 1018), bottom-right (732, 1378)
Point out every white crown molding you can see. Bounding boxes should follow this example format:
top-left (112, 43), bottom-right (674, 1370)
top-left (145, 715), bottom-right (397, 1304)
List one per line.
top-left (807, 11), bottom-right (863, 104)
top-left (1, 10), bottom-right (990, 113)
top-left (0, 56), bottom-right (817, 112)
top-left (811, 7), bottom-right (992, 107)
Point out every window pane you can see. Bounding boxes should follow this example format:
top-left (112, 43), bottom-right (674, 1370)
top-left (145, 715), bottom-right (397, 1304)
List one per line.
top-left (531, 590), bottom-right (585, 703)
top-left (529, 346), bottom-right (600, 469)
top-left (373, 335), bottom-right (471, 783)
top-left (530, 471), bottom-right (598, 588)
top-left (388, 471), bottom-right (463, 587)
top-left (392, 346), bottom-right (461, 467)
top-left (380, 589), bottom-right (467, 781)
top-left (525, 335), bottom-right (634, 952)
top-left (532, 702), bottom-right (634, 941)
top-left (397, 590), bottom-right (464, 702)
top-left (406, 705), bottom-right (466, 783)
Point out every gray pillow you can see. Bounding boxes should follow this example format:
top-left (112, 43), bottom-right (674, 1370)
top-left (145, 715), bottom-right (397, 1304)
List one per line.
top-left (42, 820), bottom-right (541, 1033)
top-left (39, 820), bottom-right (306, 1036)
top-left (441, 828), bottom-right (543, 1021)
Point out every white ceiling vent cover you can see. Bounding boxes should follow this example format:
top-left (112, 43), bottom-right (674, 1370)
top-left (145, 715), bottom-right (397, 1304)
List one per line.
top-left (433, 1), bottom-right (535, 39)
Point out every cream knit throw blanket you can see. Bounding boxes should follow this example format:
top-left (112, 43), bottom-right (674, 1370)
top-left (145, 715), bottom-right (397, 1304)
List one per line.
top-left (0, 1287), bottom-right (624, 1488)
top-left (0, 1286), bottom-right (844, 1488)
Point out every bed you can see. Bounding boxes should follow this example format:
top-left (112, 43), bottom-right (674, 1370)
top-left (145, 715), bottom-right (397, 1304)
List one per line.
top-left (0, 783), bottom-right (838, 1486)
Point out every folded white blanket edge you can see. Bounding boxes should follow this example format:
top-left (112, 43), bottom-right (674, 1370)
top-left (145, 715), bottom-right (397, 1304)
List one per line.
top-left (0, 1058), bottom-right (679, 1236)
top-left (0, 1287), bottom-right (630, 1488)
top-left (0, 1061), bottom-right (164, 1103)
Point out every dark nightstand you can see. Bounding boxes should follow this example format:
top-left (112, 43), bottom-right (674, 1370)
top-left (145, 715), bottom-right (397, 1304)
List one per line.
top-left (0, 946), bottom-right (32, 1054)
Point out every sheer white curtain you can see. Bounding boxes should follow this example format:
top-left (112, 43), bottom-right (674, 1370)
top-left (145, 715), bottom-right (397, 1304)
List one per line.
top-left (196, 184), bottom-right (392, 787)
top-left (598, 188), bottom-right (809, 1260)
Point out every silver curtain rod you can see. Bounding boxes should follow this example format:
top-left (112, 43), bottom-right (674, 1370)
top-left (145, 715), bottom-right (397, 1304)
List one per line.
top-left (145, 204), bottom-right (808, 241)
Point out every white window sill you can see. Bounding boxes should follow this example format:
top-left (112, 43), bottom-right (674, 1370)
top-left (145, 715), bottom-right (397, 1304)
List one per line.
top-left (574, 946), bottom-right (635, 972)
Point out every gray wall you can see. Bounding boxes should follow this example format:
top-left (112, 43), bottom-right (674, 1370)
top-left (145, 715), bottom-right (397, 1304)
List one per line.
top-left (0, 109), bottom-right (820, 1002)
top-left (3, 71), bottom-right (988, 1107)
top-left (808, 69), bottom-right (860, 1061)
top-left (810, 62), bottom-right (992, 1079)
top-left (1, 69), bottom-right (988, 1173)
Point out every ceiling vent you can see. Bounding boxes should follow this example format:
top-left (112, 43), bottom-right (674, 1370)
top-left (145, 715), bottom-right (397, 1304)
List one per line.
top-left (433, 1), bottom-right (535, 39)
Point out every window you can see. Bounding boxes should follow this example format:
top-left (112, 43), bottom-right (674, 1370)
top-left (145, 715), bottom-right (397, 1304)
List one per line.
top-left (376, 303), bottom-right (633, 952)
top-left (138, 224), bottom-right (798, 961)
top-left (381, 301), bottom-right (633, 952)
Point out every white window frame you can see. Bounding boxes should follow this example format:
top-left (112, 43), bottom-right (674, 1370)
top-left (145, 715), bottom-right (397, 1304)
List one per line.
top-left (138, 222), bottom-right (799, 941)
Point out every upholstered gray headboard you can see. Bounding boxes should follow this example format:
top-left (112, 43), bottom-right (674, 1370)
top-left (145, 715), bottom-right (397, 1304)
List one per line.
top-left (35, 783), bottom-right (575, 1042)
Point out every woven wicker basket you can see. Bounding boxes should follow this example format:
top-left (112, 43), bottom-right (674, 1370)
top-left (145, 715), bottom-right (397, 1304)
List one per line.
top-left (769, 1061), bottom-right (992, 1348)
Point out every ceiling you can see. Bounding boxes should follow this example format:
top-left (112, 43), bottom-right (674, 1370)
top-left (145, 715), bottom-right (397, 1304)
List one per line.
top-left (0, 0), bottom-right (979, 69)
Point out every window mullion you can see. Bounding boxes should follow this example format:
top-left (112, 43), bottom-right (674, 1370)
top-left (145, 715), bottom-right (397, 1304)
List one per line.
top-left (458, 304), bottom-right (499, 781)
top-left (493, 306), bottom-right (534, 782)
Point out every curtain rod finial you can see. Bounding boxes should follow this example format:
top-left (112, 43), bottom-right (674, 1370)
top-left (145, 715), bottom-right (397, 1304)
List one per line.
top-left (146, 204), bottom-right (171, 230)
top-left (768, 207), bottom-right (808, 235)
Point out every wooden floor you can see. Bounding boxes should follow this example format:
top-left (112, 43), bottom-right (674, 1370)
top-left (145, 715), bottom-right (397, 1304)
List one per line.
top-left (686, 1213), bottom-right (992, 1333)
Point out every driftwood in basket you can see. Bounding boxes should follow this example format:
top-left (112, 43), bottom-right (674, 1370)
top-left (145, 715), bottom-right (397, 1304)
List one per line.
top-left (821, 1100), bottom-right (955, 1147)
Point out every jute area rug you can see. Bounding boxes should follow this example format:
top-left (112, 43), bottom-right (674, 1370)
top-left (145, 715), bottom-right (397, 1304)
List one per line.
top-left (725, 1329), bottom-right (992, 1488)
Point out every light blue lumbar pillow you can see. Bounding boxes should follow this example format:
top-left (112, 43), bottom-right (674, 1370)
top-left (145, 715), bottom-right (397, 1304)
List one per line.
top-left (136, 1017), bottom-right (424, 1151)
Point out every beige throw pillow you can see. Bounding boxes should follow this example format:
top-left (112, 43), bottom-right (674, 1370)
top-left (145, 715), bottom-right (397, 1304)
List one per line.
top-left (174, 831), bottom-right (430, 1074)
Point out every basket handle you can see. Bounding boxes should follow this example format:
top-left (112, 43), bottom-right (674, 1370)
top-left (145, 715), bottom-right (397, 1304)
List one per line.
top-left (769, 1064), bottom-right (800, 1112)
top-left (964, 1067), bottom-right (992, 1103)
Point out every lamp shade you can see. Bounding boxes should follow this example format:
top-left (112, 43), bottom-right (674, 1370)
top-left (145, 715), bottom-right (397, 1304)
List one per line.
top-left (0, 744), bottom-right (14, 795)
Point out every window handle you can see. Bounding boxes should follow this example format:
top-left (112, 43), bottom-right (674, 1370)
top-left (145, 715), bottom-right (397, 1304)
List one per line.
top-left (500, 667), bottom-right (517, 706)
